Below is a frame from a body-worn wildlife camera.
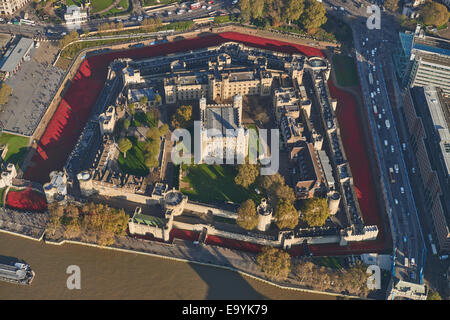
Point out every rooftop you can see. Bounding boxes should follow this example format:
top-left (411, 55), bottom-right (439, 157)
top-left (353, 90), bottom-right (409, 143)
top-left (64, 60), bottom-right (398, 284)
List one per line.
top-left (0, 37), bottom-right (34, 73)
top-left (423, 86), bottom-right (450, 177)
top-left (205, 107), bottom-right (240, 135)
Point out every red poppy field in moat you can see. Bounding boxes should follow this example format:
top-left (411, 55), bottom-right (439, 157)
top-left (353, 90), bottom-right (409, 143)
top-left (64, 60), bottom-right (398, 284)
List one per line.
top-left (21, 32), bottom-right (389, 255)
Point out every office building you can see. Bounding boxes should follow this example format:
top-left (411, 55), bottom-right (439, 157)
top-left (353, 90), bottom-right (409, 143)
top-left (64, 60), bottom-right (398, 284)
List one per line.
top-left (403, 86), bottom-right (450, 252)
top-left (394, 25), bottom-right (450, 96)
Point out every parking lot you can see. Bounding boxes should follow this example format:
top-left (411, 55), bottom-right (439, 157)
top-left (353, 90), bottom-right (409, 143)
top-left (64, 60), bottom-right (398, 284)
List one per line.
top-left (0, 42), bottom-right (64, 136)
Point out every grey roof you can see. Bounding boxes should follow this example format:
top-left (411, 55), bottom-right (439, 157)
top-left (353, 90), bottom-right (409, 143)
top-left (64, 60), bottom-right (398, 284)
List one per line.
top-left (318, 149), bottom-right (335, 186)
top-left (0, 37), bottom-right (34, 73)
top-left (423, 86), bottom-right (450, 177)
top-left (205, 107), bottom-right (239, 136)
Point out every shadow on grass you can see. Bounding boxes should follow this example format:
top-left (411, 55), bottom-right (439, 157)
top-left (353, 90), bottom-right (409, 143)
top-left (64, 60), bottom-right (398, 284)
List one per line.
top-left (8, 146), bottom-right (28, 169)
top-left (181, 164), bottom-right (261, 204)
top-left (117, 136), bottom-right (149, 177)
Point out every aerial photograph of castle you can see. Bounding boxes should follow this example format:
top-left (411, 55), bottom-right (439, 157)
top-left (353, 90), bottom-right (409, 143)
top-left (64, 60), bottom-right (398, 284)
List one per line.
top-left (0, 0), bottom-right (449, 305)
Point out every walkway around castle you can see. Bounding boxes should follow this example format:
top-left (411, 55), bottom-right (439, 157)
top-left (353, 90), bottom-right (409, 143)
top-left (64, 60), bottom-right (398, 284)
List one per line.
top-left (0, 232), bottom-right (337, 300)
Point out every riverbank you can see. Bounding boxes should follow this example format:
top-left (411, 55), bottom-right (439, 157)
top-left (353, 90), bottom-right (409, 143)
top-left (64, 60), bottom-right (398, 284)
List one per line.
top-left (0, 231), bottom-right (341, 300)
top-left (0, 226), bottom-right (363, 299)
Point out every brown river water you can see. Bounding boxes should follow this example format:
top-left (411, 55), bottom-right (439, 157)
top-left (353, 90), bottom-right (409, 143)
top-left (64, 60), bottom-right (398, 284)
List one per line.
top-left (0, 233), bottom-right (335, 300)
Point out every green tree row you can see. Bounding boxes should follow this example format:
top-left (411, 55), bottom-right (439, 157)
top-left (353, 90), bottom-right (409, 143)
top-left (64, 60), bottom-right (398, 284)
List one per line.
top-left (47, 202), bottom-right (129, 246)
top-left (235, 166), bottom-right (330, 231)
top-left (239, 0), bottom-right (327, 32)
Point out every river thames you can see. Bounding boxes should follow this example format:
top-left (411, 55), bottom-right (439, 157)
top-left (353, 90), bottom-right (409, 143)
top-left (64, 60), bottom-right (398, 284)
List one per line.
top-left (0, 233), bottom-right (337, 299)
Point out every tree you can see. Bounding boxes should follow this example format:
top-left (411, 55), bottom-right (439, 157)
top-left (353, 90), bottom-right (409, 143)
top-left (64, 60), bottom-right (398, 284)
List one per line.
top-left (419, 1), bottom-right (450, 27)
top-left (257, 246), bottom-right (291, 281)
top-left (116, 22), bottom-right (124, 30)
top-left (65, 204), bottom-right (79, 219)
top-left (64, 218), bottom-right (81, 238)
top-left (158, 124), bottom-right (169, 136)
top-left (267, 0), bottom-right (285, 27)
top-left (124, 119), bottom-right (131, 130)
top-left (236, 199), bottom-right (259, 230)
top-left (139, 96), bottom-right (148, 106)
top-left (144, 154), bottom-right (159, 168)
top-left (301, 197), bottom-right (329, 227)
top-left (273, 183), bottom-right (296, 204)
top-left (300, 0), bottom-right (327, 32)
top-left (146, 168), bottom-right (161, 185)
top-left (384, 0), bottom-right (399, 12)
top-left (275, 199), bottom-right (299, 229)
top-left (258, 173), bottom-right (285, 191)
top-left (0, 83), bottom-right (12, 106)
top-left (427, 290), bottom-right (443, 300)
top-left (171, 105), bottom-right (193, 129)
top-left (146, 127), bottom-right (161, 141)
top-left (128, 103), bottom-right (136, 117)
top-left (58, 30), bottom-right (79, 48)
top-left (239, 0), bottom-right (252, 22)
top-left (235, 163), bottom-right (259, 188)
top-left (118, 138), bottom-right (132, 158)
top-left (250, 0), bottom-right (266, 20)
top-left (283, 0), bottom-right (304, 24)
top-left (47, 203), bottom-right (64, 236)
top-left (258, 173), bottom-right (295, 206)
top-left (154, 94), bottom-right (162, 105)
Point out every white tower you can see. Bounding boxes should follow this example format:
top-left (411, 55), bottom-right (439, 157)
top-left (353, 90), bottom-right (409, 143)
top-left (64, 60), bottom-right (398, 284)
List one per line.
top-left (257, 198), bottom-right (273, 232)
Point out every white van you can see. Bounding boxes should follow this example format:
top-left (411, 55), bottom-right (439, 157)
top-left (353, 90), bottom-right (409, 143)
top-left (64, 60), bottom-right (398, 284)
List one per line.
top-left (384, 140), bottom-right (388, 146)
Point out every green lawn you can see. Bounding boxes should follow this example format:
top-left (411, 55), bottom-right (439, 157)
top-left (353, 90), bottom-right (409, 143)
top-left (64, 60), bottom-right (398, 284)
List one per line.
top-left (134, 111), bottom-right (158, 128)
top-left (99, 0), bottom-right (131, 16)
top-left (312, 257), bottom-right (344, 270)
top-left (117, 136), bottom-right (149, 176)
top-left (213, 215), bottom-right (236, 224)
top-left (0, 187), bottom-right (5, 206)
top-left (90, 0), bottom-right (115, 13)
top-left (0, 133), bottom-right (29, 168)
top-left (332, 55), bottom-right (359, 87)
top-left (181, 164), bottom-right (261, 204)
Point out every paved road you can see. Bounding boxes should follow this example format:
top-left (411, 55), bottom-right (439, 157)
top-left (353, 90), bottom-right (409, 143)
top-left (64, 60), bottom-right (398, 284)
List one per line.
top-left (0, 0), bottom-right (237, 39)
top-left (325, 0), bottom-right (427, 285)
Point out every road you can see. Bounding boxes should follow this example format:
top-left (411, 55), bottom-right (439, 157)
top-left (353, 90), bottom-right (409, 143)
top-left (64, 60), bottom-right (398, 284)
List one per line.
top-left (324, 0), bottom-right (427, 286)
top-left (0, 0), bottom-right (237, 39)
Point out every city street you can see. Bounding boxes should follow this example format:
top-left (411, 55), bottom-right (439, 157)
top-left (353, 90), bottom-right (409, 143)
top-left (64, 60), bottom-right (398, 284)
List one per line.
top-left (339, 10), bottom-right (426, 285)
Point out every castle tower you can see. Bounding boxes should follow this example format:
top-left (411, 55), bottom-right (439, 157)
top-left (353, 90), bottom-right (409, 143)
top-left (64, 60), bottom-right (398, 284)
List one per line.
top-left (233, 94), bottom-right (243, 126)
top-left (257, 198), bottom-right (273, 232)
top-left (199, 96), bottom-right (207, 125)
top-left (327, 192), bottom-right (341, 215)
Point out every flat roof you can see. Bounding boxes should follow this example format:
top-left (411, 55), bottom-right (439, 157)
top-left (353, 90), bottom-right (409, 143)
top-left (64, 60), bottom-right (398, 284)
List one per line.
top-left (133, 213), bottom-right (166, 228)
top-left (423, 86), bottom-right (450, 176)
top-left (317, 149), bottom-right (335, 186)
top-left (0, 37), bottom-right (34, 73)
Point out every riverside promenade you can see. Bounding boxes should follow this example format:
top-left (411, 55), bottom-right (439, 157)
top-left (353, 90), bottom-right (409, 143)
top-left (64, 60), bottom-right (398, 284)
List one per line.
top-left (0, 204), bottom-right (358, 299)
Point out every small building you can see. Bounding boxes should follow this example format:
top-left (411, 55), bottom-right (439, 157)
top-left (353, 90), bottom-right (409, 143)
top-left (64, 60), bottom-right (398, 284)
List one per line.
top-left (98, 106), bottom-right (116, 135)
top-left (64, 5), bottom-right (88, 27)
top-left (0, 37), bottom-right (34, 78)
top-left (128, 87), bottom-right (162, 108)
top-left (43, 171), bottom-right (68, 204)
top-left (280, 115), bottom-right (304, 147)
top-left (290, 141), bottom-right (324, 199)
top-left (0, 0), bottom-right (30, 15)
top-left (0, 144), bottom-right (8, 162)
top-left (0, 163), bottom-right (16, 188)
